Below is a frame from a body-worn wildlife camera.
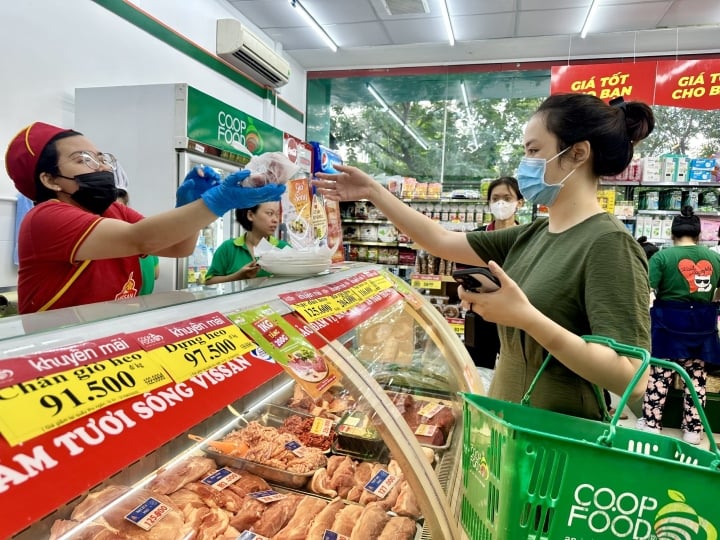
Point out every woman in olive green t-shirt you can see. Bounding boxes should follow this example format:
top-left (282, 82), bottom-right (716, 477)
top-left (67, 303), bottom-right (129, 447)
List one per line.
top-left (313, 93), bottom-right (655, 421)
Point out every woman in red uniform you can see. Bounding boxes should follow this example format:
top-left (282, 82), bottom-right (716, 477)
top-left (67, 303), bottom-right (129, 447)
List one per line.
top-left (5, 122), bottom-right (284, 313)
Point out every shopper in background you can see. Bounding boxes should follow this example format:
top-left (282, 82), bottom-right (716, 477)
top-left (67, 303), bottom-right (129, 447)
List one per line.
top-left (314, 93), bottom-right (655, 420)
top-left (637, 235), bottom-right (660, 260)
top-left (637, 206), bottom-right (720, 445)
top-left (204, 203), bottom-right (288, 284)
top-left (116, 188), bottom-right (160, 295)
top-left (462, 176), bottom-right (523, 368)
top-left (710, 225), bottom-right (720, 256)
top-left (5, 122), bottom-right (285, 313)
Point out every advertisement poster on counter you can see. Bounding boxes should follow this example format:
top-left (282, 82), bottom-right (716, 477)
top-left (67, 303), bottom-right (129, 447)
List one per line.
top-left (228, 305), bottom-right (341, 400)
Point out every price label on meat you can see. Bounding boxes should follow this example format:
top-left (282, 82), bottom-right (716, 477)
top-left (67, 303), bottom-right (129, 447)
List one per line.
top-left (129, 312), bottom-right (256, 383)
top-left (364, 469), bottom-right (400, 499)
top-left (0, 344), bottom-right (169, 446)
top-left (228, 306), bottom-right (340, 400)
top-left (201, 467), bottom-right (240, 491)
top-left (124, 497), bottom-right (171, 531)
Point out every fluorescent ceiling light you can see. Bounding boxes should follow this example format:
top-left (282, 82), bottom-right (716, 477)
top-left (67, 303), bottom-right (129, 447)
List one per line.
top-left (580, 0), bottom-right (600, 39)
top-left (439, 0), bottom-right (455, 46)
top-left (460, 81), bottom-right (470, 109)
top-left (289, 0), bottom-right (338, 52)
top-left (460, 82), bottom-right (478, 149)
top-left (367, 83), bottom-right (429, 150)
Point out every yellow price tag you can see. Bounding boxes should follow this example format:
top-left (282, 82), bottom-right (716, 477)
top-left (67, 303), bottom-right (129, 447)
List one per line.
top-left (351, 280), bottom-right (379, 302)
top-left (331, 288), bottom-right (363, 311)
top-left (310, 417), bottom-right (333, 436)
top-left (293, 296), bottom-right (342, 323)
top-left (411, 278), bottom-right (443, 290)
top-left (368, 274), bottom-right (394, 292)
top-left (450, 322), bottom-right (465, 335)
top-left (149, 324), bottom-right (255, 382)
top-left (0, 351), bottom-right (169, 446)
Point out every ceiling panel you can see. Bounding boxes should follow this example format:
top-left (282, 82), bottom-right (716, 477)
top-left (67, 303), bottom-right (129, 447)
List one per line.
top-left (661, 0), bottom-right (720, 26)
top-left (453, 13), bottom-right (517, 41)
top-left (220, 0), bottom-right (720, 71)
top-left (517, 7), bottom-right (589, 37)
top-left (381, 17), bottom-right (448, 44)
top-left (451, 0), bottom-right (517, 16)
top-left (591, 2), bottom-right (671, 33)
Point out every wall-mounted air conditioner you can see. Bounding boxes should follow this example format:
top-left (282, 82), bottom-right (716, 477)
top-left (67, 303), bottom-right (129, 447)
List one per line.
top-left (216, 19), bottom-right (291, 89)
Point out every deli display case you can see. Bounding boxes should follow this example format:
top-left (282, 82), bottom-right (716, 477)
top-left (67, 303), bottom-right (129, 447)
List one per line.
top-left (0, 263), bottom-right (482, 540)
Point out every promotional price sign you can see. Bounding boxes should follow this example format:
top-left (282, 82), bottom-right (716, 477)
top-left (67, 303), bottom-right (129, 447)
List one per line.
top-left (129, 312), bottom-right (256, 382)
top-left (551, 59), bottom-right (720, 110)
top-left (229, 306), bottom-right (340, 399)
top-left (0, 333), bottom-right (142, 391)
top-left (550, 61), bottom-right (657, 103)
top-left (0, 341), bottom-right (169, 446)
top-left (655, 58), bottom-right (720, 110)
top-left (278, 269), bottom-right (402, 341)
top-left (0, 347), bottom-right (283, 539)
top-left (410, 273), bottom-right (443, 290)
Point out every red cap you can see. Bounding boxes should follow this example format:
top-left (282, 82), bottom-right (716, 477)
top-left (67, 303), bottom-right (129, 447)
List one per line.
top-left (5, 122), bottom-right (73, 200)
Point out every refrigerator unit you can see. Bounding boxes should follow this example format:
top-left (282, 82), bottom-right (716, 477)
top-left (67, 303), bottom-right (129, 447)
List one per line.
top-left (75, 83), bottom-right (284, 291)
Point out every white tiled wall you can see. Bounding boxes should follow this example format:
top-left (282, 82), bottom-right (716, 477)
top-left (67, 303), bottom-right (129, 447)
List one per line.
top-left (0, 198), bottom-right (18, 289)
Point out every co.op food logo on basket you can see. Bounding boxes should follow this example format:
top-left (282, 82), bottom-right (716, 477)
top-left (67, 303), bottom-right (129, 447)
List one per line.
top-left (566, 485), bottom-right (717, 540)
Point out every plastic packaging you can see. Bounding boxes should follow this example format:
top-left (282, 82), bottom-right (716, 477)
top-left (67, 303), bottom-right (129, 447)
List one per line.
top-left (242, 151), bottom-right (302, 187)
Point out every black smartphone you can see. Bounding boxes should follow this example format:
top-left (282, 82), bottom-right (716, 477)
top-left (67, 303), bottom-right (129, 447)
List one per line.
top-left (452, 267), bottom-right (501, 293)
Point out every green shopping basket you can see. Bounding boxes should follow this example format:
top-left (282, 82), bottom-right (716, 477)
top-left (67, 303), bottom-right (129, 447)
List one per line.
top-left (460, 335), bottom-right (720, 540)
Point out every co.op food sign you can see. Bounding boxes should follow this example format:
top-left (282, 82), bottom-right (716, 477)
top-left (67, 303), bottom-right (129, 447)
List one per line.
top-left (217, 111), bottom-right (256, 150)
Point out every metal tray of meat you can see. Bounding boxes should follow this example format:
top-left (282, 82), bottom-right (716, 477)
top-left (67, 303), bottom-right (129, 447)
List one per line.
top-left (202, 448), bottom-right (317, 489)
top-left (248, 402), bottom-right (336, 453)
top-left (198, 404), bottom-right (330, 489)
top-left (383, 387), bottom-right (457, 452)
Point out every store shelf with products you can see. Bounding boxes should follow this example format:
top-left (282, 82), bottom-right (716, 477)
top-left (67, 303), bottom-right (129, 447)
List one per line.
top-left (599, 178), bottom-right (720, 243)
top-left (0, 263), bottom-right (480, 540)
top-left (340, 199), bottom-right (485, 283)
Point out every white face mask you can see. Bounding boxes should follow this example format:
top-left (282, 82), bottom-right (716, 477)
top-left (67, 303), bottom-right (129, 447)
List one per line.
top-left (490, 200), bottom-right (516, 221)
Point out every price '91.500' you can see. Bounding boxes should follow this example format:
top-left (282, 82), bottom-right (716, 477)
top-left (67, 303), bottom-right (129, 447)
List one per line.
top-left (40, 370), bottom-right (137, 416)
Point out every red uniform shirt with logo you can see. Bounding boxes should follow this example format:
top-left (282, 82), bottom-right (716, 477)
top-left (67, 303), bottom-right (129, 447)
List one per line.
top-left (18, 200), bottom-right (144, 313)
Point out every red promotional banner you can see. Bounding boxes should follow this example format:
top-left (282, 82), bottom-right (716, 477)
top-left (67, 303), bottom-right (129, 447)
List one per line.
top-left (654, 59), bottom-right (720, 110)
top-left (551, 59), bottom-right (720, 110)
top-left (551, 61), bottom-right (657, 103)
top-left (0, 333), bottom-right (139, 390)
top-left (0, 353), bottom-right (283, 538)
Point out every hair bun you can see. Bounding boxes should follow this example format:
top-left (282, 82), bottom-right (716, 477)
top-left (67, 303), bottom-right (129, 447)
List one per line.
top-left (623, 102), bottom-right (655, 143)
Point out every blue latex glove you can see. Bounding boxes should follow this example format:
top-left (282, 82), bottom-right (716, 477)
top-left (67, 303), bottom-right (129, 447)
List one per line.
top-left (201, 169), bottom-right (286, 217)
top-left (175, 165), bottom-right (222, 207)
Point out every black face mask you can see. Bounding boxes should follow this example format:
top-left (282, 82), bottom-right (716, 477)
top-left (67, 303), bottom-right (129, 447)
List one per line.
top-left (59, 171), bottom-right (118, 214)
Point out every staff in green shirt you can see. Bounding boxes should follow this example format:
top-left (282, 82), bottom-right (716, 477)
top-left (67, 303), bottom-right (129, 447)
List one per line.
top-left (204, 202), bottom-right (288, 284)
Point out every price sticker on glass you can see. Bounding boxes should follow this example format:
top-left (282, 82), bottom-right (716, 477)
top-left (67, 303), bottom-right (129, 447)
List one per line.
top-left (0, 348), bottom-right (170, 445)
